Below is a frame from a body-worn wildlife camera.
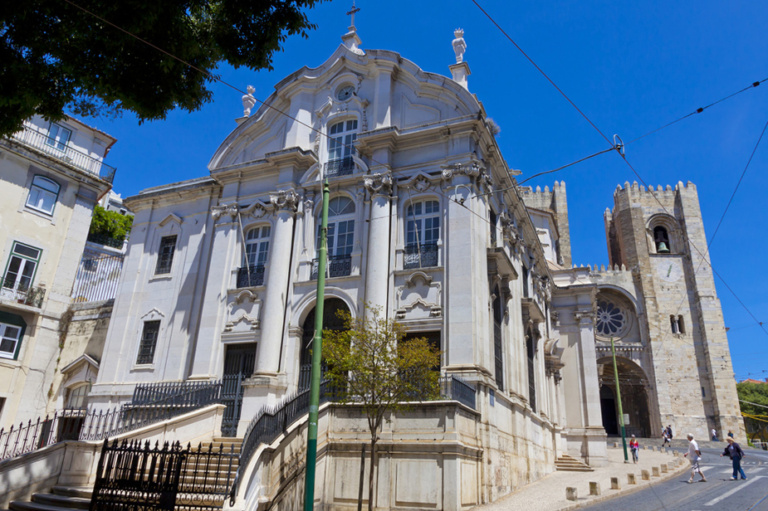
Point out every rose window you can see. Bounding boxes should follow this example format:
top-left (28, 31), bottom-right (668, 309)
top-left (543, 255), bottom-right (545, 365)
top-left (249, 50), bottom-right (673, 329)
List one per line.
top-left (596, 300), bottom-right (626, 337)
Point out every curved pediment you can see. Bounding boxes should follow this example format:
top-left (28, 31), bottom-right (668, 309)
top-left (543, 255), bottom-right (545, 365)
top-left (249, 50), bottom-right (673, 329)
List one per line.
top-left (208, 44), bottom-right (483, 173)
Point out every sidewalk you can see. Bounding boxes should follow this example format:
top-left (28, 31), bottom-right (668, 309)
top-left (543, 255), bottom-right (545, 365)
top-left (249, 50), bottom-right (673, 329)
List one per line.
top-left (473, 444), bottom-right (688, 511)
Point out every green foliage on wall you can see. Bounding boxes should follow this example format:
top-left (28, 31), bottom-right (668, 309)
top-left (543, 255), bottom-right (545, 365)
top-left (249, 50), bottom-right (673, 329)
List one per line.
top-left (89, 205), bottom-right (133, 242)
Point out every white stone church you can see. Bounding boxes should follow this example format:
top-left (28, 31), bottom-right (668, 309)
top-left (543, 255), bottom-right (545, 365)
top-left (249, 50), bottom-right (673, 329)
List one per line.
top-left (86, 25), bottom-right (743, 508)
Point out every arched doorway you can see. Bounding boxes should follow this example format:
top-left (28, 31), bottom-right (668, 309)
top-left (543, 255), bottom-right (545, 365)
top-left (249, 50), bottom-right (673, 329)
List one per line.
top-left (299, 298), bottom-right (350, 390)
top-left (597, 357), bottom-right (652, 438)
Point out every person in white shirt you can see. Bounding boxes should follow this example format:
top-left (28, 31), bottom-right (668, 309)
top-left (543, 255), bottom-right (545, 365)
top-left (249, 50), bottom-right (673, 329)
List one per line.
top-left (711, 428), bottom-right (718, 441)
top-left (684, 433), bottom-right (707, 483)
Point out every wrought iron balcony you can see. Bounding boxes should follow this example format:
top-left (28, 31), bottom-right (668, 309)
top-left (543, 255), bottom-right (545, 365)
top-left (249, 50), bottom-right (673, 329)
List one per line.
top-left (86, 232), bottom-right (125, 249)
top-left (8, 125), bottom-right (117, 184)
top-left (324, 156), bottom-right (355, 177)
top-left (311, 254), bottom-right (352, 279)
top-left (236, 265), bottom-right (265, 288)
top-left (403, 243), bottom-right (439, 269)
top-left (0, 281), bottom-right (45, 308)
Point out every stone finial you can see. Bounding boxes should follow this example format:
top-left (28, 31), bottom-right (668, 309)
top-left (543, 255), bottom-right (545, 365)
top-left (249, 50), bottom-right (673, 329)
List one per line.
top-left (242, 85), bottom-right (256, 117)
top-left (452, 28), bottom-right (467, 63)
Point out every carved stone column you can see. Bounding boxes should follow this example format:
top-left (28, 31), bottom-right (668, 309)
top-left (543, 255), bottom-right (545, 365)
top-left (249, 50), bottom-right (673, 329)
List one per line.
top-left (255, 190), bottom-right (299, 375)
top-left (363, 172), bottom-right (393, 313)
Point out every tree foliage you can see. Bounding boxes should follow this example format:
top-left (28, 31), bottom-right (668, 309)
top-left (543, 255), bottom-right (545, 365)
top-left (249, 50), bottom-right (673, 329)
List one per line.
top-left (736, 381), bottom-right (768, 442)
top-left (89, 205), bottom-right (133, 242)
top-left (322, 306), bottom-right (440, 511)
top-left (0, 0), bottom-right (326, 137)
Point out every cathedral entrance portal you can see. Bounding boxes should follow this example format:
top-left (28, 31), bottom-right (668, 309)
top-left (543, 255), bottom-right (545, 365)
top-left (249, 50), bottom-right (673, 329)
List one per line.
top-left (221, 343), bottom-right (256, 437)
top-left (299, 298), bottom-right (349, 391)
top-left (598, 357), bottom-right (652, 438)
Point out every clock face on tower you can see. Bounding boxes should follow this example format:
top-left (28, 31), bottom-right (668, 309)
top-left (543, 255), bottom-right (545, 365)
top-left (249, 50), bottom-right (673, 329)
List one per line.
top-left (657, 260), bottom-right (684, 282)
top-left (336, 85), bottom-right (355, 101)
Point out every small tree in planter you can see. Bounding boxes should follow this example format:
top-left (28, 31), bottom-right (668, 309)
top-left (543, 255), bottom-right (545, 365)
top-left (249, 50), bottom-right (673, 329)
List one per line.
top-left (322, 306), bottom-right (440, 511)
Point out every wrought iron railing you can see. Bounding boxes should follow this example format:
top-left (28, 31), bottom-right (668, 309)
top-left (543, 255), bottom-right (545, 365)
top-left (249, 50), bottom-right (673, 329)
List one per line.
top-left (0, 281), bottom-right (46, 308)
top-left (91, 438), bottom-right (238, 511)
top-left (403, 243), bottom-right (439, 269)
top-left (324, 156), bottom-right (355, 177)
top-left (230, 381), bottom-right (339, 504)
top-left (87, 232), bottom-right (126, 249)
top-left (311, 254), bottom-right (352, 279)
top-left (236, 265), bottom-right (265, 288)
top-left (8, 124), bottom-right (117, 183)
top-left (71, 253), bottom-right (124, 303)
top-left (0, 387), bottom-right (223, 461)
top-left (439, 375), bottom-right (477, 410)
top-left (130, 380), bottom-right (223, 407)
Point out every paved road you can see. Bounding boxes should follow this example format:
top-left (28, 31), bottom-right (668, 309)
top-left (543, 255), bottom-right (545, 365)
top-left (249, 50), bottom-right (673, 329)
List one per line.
top-left (583, 447), bottom-right (768, 511)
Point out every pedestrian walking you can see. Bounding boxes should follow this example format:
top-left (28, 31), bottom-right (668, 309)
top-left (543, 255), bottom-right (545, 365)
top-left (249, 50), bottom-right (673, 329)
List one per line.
top-left (667, 425), bottom-right (673, 440)
top-left (720, 437), bottom-right (747, 480)
top-left (711, 428), bottom-right (718, 441)
top-left (662, 428), bottom-right (671, 447)
top-left (629, 435), bottom-right (639, 463)
top-left (683, 433), bottom-right (707, 483)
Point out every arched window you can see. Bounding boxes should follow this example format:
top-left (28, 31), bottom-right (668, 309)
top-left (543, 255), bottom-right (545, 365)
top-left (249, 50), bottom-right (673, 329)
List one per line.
top-left (526, 328), bottom-right (537, 412)
top-left (66, 384), bottom-right (90, 410)
top-left (314, 197), bottom-right (355, 278)
top-left (26, 176), bottom-right (60, 215)
top-left (237, 226), bottom-right (270, 287)
top-left (653, 226), bottom-right (670, 253)
top-left (326, 119), bottom-right (358, 177)
top-left (492, 286), bottom-right (504, 391)
top-left (404, 199), bottom-right (440, 269)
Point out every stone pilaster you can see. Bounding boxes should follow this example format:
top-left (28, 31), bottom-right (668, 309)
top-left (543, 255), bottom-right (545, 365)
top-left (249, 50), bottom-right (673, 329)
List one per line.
top-left (255, 190), bottom-right (299, 375)
top-left (363, 172), bottom-right (393, 313)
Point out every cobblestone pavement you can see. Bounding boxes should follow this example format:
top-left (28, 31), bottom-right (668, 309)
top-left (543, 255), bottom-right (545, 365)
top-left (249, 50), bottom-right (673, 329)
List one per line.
top-left (473, 445), bottom-right (687, 511)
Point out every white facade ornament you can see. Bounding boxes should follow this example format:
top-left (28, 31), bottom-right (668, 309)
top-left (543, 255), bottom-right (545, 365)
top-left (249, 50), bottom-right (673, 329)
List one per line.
top-left (240, 201), bottom-right (268, 219)
top-left (269, 189), bottom-right (300, 213)
top-left (211, 203), bottom-right (239, 221)
top-left (440, 159), bottom-right (485, 181)
top-left (242, 85), bottom-right (256, 117)
top-left (452, 29), bottom-right (467, 64)
top-left (413, 175), bottom-right (431, 192)
top-left (362, 172), bottom-right (393, 195)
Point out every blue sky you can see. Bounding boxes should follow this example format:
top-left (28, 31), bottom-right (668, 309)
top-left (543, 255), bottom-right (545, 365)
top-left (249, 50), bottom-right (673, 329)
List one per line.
top-left (91, 0), bottom-right (768, 381)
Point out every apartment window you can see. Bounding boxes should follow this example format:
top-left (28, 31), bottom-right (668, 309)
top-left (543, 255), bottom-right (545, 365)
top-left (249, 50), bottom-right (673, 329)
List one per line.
top-left (66, 384), bottom-right (90, 410)
top-left (26, 176), bottom-right (60, 215)
top-left (155, 235), bottom-right (177, 274)
top-left (238, 226), bottom-right (270, 287)
top-left (325, 120), bottom-right (357, 177)
top-left (0, 323), bottom-right (23, 359)
top-left (46, 123), bottom-right (72, 151)
top-left (3, 242), bottom-right (41, 292)
top-left (136, 320), bottom-right (161, 364)
top-left (404, 199), bottom-right (440, 269)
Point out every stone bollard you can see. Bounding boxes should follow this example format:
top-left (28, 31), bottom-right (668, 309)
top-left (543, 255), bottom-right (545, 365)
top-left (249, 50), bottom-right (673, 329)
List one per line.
top-left (590, 482), bottom-right (601, 496)
top-left (673, 451), bottom-right (679, 457)
top-left (566, 487), bottom-right (578, 501)
top-left (627, 473), bottom-right (637, 485)
top-left (641, 469), bottom-right (651, 481)
top-left (611, 477), bottom-right (621, 490)
top-left (652, 466), bottom-right (660, 477)
top-left (643, 445), bottom-right (648, 450)
top-left (613, 442), bottom-right (619, 448)
top-left (661, 464), bottom-right (669, 473)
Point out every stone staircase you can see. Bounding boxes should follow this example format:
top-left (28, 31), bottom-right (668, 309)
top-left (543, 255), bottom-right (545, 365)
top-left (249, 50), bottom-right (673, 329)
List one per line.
top-left (555, 454), bottom-right (594, 472)
top-left (5, 438), bottom-right (243, 511)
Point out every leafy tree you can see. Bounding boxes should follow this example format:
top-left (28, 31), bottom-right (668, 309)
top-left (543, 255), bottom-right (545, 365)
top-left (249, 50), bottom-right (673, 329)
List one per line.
top-left (737, 381), bottom-right (768, 441)
top-left (322, 307), bottom-right (440, 511)
top-left (89, 205), bottom-right (133, 242)
top-left (0, 0), bottom-right (325, 137)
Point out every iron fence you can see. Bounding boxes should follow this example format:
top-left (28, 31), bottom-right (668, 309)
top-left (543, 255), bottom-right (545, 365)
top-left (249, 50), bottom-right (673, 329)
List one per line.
top-left (403, 243), bottom-right (439, 269)
top-left (87, 232), bottom-right (126, 249)
top-left (236, 265), bottom-right (265, 288)
top-left (0, 388), bottom-right (222, 461)
top-left (311, 254), bottom-right (352, 279)
top-left (90, 439), bottom-right (238, 511)
top-left (0, 282), bottom-right (45, 308)
top-left (131, 380), bottom-right (222, 407)
top-left (9, 124), bottom-right (117, 183)
top-left (324, 156), bottom-right (355, 177)
top-left (439, 375), bottom-right (477, 410)
top-left (71, 253), bottom-right (124, 302)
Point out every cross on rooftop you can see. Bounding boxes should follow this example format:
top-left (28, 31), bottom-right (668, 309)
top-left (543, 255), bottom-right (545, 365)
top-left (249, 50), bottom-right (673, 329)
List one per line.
top-left (347, 1), bottom-right (360, 29)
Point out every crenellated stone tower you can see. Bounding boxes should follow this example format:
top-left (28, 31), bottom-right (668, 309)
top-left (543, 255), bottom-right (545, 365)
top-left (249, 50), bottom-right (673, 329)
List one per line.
top-left (603, 180), bottom-right (744, 438)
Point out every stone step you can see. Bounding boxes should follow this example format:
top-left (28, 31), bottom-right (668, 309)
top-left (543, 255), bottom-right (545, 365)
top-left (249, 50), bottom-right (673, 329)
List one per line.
top-left (31, 494), bottom-right (89, 510)
top-left (555, 455), bottom-right (594, 472)
top-left (10, 501), bottom-right (79, 511)
top-left (50, 488), bottom-right (91, 500)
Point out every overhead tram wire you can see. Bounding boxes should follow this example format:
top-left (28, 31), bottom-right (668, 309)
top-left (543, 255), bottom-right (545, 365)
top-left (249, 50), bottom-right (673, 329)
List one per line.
top-left (471, 0), bottom-right (768, 338)
top-left (627, 78), bottom-right (767, 145)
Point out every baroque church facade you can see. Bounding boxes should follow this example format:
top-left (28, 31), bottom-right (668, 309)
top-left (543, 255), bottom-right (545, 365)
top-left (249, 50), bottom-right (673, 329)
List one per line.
top-left (87, 26), bottom-right (742, 505)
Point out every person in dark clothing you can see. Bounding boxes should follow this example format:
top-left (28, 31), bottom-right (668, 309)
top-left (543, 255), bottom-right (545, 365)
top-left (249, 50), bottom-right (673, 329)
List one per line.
top-left (720, 437), bottom-right (747, 480)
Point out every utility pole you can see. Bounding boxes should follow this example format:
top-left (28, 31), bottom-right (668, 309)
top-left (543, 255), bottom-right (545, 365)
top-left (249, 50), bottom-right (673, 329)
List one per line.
top-left (303, 179), bottom-right (330, 511)
top-left (610, 336), bottom-right (629, 463)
